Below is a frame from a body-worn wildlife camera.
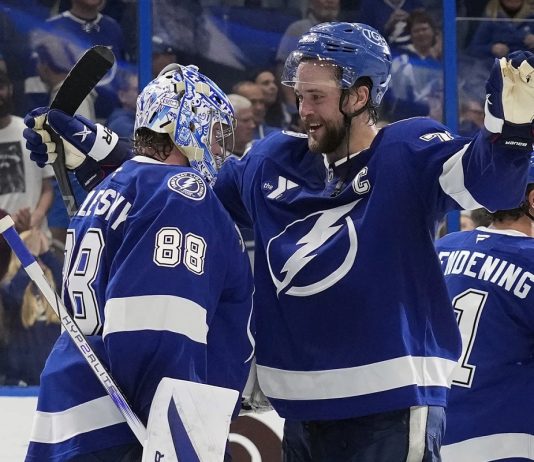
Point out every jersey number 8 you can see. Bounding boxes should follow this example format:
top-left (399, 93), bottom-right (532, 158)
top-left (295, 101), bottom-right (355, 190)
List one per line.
top-left (154, 227), bottom-right (206, 275)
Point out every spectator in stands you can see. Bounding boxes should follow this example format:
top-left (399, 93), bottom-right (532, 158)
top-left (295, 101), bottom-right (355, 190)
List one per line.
top-left (0, 228), bottom-right (61, 386)
top-left (357, 0), bottom-right (424, 48)
top-left (276, 0), bottom-right (340, 66)
top-left (32, 0), bottom-right (126, 119)
top-left (233, 80), bottom-right (279, 139)
top-left (468, 0), bottom-right (534, 60)
top-left (44, 0), bottom-right (124, 62)
top-left (32, 36), bottom-right (91, 247)
top-left (253, 68), bottom-right (292, 128)
top-left (0, 5), bottom-right (33, 116)
top-left (33, 35), bottom-right (96, 120)
top-left (460, 211), bottom-right (475, 230)
top-left (386, 9), bottom-right (442, 120)
top-left (151, 35), bottom-right (178, 78)
top-left (458, 95), bottom-right (485, 137)
top-left (106, 68), bottom-right (137, 138)
top-left (0, 71), bottom-right (53, 233)
top-left (227, 94), bottom-right (257, 158)
top-left (276, 0), bottom-right (340, 110)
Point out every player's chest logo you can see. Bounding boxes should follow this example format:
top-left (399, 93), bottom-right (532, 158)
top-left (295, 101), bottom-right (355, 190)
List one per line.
top-left (267, 200), bottom-right (361, 297)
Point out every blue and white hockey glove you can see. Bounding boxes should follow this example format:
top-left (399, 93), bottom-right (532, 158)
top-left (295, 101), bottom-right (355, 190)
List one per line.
top-left (485, 50), bottom-right (534, 150)
top-left (23, 107), bottom-right (130, 190)
top-left (24, 107), bottom-right (119, 168)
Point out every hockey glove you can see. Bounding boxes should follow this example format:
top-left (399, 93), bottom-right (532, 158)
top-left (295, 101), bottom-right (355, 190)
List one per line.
top-left (240, 359), bottom-right (273, 415)
top-left (23, 107), bottom-right (119, 168)
top-left (485, 50), bottom-right (534, 149)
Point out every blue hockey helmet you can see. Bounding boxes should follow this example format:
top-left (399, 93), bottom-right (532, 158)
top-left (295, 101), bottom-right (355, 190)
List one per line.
top-left (135, 64), bottom-right (235, 185)
top-left (282, 22), bottom-right (392, 105)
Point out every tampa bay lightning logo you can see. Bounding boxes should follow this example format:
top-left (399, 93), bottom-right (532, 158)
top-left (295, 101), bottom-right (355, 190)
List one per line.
top-left (267, 200), bottom-right (360, 297)
top-left (168, 172), bottom-right (206, 200)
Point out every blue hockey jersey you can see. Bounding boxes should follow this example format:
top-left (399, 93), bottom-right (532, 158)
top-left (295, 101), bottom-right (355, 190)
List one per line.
top-left (214, 117), bottom-right (531, 421)
top-left (26, 157), bottom-right (254, 461)
top-left (437, 228), bottom-right (534, 462)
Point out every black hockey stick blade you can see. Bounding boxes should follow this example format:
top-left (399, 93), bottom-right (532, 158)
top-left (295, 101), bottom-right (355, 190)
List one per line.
top-left (48, 45), bottom-right (115, 217)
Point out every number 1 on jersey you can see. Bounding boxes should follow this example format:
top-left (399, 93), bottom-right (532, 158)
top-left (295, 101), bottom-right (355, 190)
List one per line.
top-left (451, 289), bottom-right (488, 388)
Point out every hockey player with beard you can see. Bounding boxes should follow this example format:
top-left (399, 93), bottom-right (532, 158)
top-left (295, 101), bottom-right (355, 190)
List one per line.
top-left (23, 22), bottom-right (534, 461)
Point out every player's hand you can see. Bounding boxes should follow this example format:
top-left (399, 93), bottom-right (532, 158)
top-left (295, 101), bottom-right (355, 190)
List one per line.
top-left (485, 51), bottom-right (534, 149)
top-left (240, 359), bottom-right (272, 415)
top-left (23, 107), bottom-right (55, 167)
top-left (23, 107), bottom-right (119, 169)
top-left (12, 207), bottom-right (31, 233)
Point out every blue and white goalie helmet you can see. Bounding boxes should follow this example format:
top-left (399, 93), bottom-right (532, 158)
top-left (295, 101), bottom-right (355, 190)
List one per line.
top-left (135, 64), bottom-right (235, 185)
top-left (282, 22), bottom-right (392, 105)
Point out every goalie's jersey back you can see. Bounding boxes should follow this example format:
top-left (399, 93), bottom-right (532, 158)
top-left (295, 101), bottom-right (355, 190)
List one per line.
top-left (436, 228), bottom-right (534, 461)
top-left (215, 117), bottom-right (531, 422)
top-left (25, 157), bottom-right (254, 461)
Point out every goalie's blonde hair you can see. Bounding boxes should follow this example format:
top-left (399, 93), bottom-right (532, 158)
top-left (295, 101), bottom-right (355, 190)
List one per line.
top-left (6, 231), bottom-right (59, 329)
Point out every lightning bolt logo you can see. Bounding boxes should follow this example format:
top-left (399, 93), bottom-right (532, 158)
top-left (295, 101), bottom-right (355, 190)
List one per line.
top-left (73, 125), bottom-right (92, 143)
top-left (182, 177), bottom-right (197, 189)
top-left (167, 172), bottom-right (206, 201)
top-left (268, 200), bottom-right (361, 297)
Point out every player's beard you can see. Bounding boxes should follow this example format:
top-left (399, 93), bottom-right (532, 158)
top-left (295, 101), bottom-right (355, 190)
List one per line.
top-left (0, 96), bottom-right (13, 118)
top-left (307, 117), bottom-right (348, 155)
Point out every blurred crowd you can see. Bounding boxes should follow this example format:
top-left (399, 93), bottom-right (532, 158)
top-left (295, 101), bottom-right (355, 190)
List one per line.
top-left (0, 0), bottom-right (532, 386)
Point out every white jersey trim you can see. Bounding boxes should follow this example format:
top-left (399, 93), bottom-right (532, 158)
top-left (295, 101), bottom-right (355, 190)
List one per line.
top-left (439, 144), bottom-right (483, 210)
top-left (30, 395), bottom-right (125, 444)
top-left (441, 433), bottom-right (534, 462)
top-left (103, 295), bottom-right (208, 344)
top-left (256, 355), bottom-right (457, 400)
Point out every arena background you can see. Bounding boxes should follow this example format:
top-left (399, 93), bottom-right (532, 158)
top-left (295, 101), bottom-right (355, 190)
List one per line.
top-left (0, 0), bottom-right (528, 459)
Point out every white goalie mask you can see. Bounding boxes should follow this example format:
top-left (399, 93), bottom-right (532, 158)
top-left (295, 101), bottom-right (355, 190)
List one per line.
top-left (135, 64), bottom-right (236, 185)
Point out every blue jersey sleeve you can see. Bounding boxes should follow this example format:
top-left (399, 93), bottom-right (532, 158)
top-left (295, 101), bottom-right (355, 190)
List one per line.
top-left (381, 118), bottom-right (532, 219)
top-left (215, 155), bottom-right (255, 229)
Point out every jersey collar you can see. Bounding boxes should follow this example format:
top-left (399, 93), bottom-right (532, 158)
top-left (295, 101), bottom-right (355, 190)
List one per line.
top-left (477, 226), bottom-right (530, 238)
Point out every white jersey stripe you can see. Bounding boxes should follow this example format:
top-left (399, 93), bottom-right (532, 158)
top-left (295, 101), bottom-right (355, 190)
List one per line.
top-left (257, 356), bottom-right (457, 400)
top-left (30, 396), bottom-right (125, 444)
top-left (103, 295), bottom-right (208, 344)
top-left (439, 143), bottom-right (483, 210)
top-left (441, 433), bottom-right (534, 461)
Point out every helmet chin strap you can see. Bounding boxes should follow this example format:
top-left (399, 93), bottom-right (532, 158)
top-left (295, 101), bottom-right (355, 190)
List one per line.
top-left (331, 89), bottom-right (364, 197)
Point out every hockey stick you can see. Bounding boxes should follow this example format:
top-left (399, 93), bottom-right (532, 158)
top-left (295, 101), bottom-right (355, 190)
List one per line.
top-left (0, 215), bottom-right (147, 445)
top-left (48, 45), bottom-right (115, 218)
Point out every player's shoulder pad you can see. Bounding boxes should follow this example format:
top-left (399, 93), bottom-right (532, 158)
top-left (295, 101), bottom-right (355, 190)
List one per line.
top-left (380, 117), bottom-right (460, 147)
